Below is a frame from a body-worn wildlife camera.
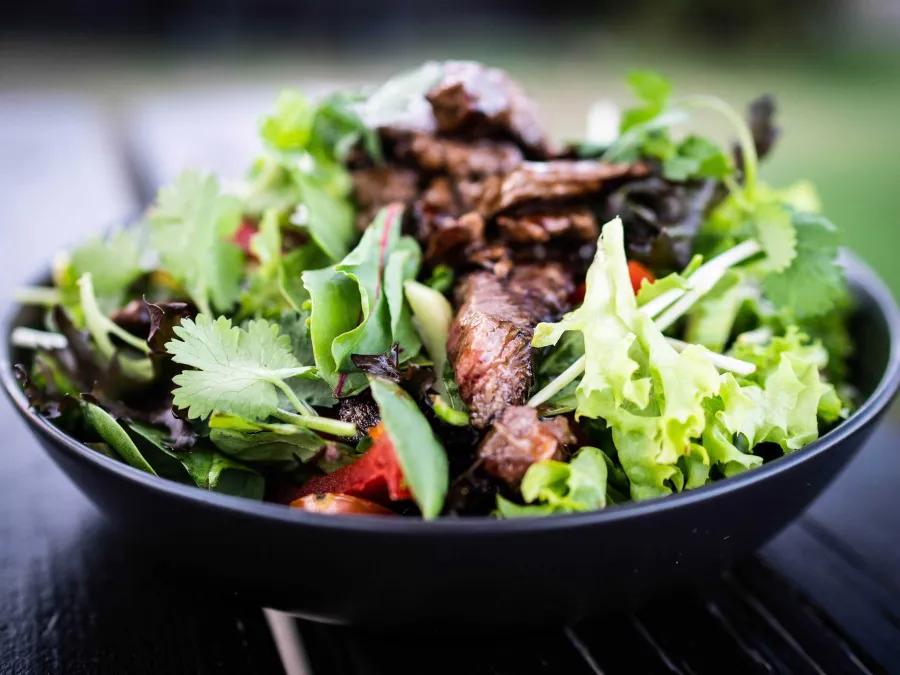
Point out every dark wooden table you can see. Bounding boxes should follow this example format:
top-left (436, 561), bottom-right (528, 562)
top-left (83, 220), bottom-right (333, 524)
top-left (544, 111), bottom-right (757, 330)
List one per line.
top-left (2, 92), bottom-right (899, 675)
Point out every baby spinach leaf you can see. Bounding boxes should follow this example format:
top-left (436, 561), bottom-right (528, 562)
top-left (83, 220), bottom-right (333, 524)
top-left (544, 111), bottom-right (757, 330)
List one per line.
top-left (82, 399), bottom-right (156, 475)
top-left (208, 412), bottom-right (326, 463)
top-left (369, 376), bottom-right (448, 519)
top-left (128, 422), bottom-right (264, 499)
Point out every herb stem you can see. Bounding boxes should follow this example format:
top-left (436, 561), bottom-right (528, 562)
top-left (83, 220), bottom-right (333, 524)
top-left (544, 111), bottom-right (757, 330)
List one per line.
top-left (271, 380), bottom-right (317, 417)
top-left (678, 94), bottom-right (759, 197)
top-left (274, 408), bottom-right (357, 437)
top-left (528, 355), bottom-right (586, 408)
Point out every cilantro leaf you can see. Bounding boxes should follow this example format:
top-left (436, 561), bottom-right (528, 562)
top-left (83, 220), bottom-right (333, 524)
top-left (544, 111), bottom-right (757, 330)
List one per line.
top-left (621, 70), bottom-right (672, 131)
top-left (148, 171), bottom-right (244, 316)
top-left (763, 211), bottom-right (844, 318)
top-left (662, 135), bottom-right (732, 182)
top-left (166, 315), bottom-right (316, 421)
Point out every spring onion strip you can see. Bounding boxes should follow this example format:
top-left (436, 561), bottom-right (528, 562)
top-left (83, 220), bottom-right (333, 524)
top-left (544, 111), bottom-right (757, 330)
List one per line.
top-left (528, 239), bottom-right (762, 407)
top-left (11, 327), bottom-right (68, 351)
top-left (665, 338), bottom-right (756, 376)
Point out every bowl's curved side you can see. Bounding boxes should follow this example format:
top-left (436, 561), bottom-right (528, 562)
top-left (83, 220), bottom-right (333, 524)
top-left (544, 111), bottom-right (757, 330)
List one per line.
top-left (28, 405), bottom-right (880, 625)
top-left (3, 252), bottom-right (900, 625)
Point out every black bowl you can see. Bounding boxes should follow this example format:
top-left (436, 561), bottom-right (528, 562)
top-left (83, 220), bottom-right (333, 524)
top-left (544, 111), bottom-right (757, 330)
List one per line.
top-left (3, 254), bottom-right (899, 628)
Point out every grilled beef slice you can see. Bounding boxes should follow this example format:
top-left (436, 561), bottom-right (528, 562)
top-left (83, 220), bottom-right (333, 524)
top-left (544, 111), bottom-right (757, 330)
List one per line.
top-left (477, 406), bottom-right (575, 488)
top-left (425, 60), bottom-right (549, 157)
top-left (447, 263), bottom-right (574, 429)
top-left (483, 160), bottom-right (650, 217)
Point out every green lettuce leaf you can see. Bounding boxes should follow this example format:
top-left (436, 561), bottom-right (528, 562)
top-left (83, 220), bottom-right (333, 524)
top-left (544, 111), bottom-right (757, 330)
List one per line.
top-left (496, 447), bottom-right (609, 517)
top-left (303, 205), bottom-right (422, 397)
top-left (534, 217), bottom-right (722, 500)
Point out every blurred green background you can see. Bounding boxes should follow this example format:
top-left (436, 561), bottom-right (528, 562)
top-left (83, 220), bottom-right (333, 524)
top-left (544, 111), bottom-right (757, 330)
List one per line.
top-left (2, 0), bottom-right (900, 294)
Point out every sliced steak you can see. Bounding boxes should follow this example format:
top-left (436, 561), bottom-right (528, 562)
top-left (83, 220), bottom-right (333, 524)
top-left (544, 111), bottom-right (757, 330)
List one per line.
top-left (448, 263), bottom-right (574, 428)
top-left (352, 165), bottom-right (420, 230)
top-left (483, 160), bottom-right (650, 217)
top-left (477, 406), bottom-right (575, 488)
top-left (497, 207), bottom-right (598, 244)
top-left (402, 134), bottom-right (524, 178)
top-left (426, 60), bottom-right (550, 157)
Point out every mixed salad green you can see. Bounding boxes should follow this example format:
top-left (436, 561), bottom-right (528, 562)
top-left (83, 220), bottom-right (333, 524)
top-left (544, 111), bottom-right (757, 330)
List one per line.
top-left (13, 63), bottom-right (853, 519)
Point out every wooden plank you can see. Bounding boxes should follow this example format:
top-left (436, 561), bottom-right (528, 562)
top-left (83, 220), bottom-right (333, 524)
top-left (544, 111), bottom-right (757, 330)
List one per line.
top-left (0, 95), bottom-right (285, 675)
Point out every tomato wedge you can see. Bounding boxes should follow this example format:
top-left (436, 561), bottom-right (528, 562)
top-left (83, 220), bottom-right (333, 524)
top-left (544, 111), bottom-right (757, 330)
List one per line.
top-left (295, 423), bottom-right (411, 504)
top-left (231, 219), bottom-right (259, 257)
top-left (570, 260), bottom-right (656, 306)
top-left (628, 260), bottom-right (655, 294)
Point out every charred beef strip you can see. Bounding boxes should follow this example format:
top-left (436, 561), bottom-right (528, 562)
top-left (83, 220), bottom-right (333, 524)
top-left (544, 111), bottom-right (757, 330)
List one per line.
top-left (351, 165), bottom-right (420, 231)
top-left (477, 406), bottom-right (575, 489)
top-left (425, 60), bottom-right (550, 158)
top-left (399, 134), bottom-right (524, 178)
top-left (448, 263), bottom-right (574, 429)
top-left (483, 160), bottom-right (651, 217)
top-left (497, 207), bottom-right (598, 244)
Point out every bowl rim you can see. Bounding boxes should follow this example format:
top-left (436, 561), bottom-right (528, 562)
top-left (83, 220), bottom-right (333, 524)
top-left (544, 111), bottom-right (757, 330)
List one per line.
top-left (3, 252), bottom-right (899, 536)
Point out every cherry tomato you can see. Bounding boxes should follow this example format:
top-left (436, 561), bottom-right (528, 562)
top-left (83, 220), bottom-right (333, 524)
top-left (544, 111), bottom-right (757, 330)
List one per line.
top-left (291, 493), bottom-right (394, 515)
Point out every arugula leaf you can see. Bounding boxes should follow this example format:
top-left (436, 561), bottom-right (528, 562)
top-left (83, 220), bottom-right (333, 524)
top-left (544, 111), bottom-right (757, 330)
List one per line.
top-left (148, 171), bottom-right (244, 316)
top-left (497, 447), bottom-right (609, 517)
top-left (166, 315), bottom-right (317, 421)
top-left (369, 376), bottom-right (449, 519)
top-left (762, 211), bottom-right (844, 319)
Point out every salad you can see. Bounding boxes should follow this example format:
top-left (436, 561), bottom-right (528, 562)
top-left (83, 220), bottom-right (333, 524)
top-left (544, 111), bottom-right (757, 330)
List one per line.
top-left (13, 61), bottom-right (853, 519)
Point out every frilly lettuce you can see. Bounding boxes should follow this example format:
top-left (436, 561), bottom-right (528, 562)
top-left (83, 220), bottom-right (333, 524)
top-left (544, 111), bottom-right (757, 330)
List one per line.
top-left (533, 217), bottom-right (841, 501)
